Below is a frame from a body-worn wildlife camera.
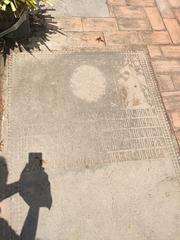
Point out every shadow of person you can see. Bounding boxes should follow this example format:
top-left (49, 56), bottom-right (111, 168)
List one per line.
top-left (19, 152), bottom-right (52, 240)
top-left (0, 153), bottom-right (52, 240)
top-left (0, 156), bottom-right (20, 239)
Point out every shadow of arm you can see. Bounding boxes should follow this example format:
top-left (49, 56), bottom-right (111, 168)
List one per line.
top-left (20, 206), bottom-right (40, 240)
top-left (0, 181), bottom-right (19, 201)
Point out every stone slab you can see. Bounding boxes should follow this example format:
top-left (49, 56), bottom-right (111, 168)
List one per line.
top-left (1, 50), bottom-right (180, 240)
top-left (49, 0), bottom-right (109, 17)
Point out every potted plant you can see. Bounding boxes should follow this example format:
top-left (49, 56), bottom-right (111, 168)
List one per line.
top-left (0, 0), bottom-right (48, 40)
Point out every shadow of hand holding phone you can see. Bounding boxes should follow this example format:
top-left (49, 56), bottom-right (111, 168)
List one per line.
top-left (0, 153), bottom-right (52, 240)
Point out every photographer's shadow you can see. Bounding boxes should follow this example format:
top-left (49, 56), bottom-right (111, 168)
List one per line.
top-left (0, 152), bottom-right (52, 240)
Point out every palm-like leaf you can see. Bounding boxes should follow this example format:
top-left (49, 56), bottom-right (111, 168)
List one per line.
top-left (0, 0), bottom-right (48, 12)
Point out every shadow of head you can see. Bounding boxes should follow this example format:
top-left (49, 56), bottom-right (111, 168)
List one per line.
top-left (0, 157), bottom-right (8, 188)
top-left (19, 152), bottom-right (52, 210)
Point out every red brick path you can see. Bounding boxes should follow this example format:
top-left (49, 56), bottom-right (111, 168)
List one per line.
top-left (56, 0), bottom-right (180, 145)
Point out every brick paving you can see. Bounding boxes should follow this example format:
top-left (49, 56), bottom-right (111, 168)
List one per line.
top-left (53, 0), bottom-right (180, 145)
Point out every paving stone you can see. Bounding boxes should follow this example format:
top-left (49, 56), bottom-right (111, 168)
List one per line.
top-left (126, 0), bottom-right (155, 6)
top-left (156, 0), bottom-right (174, 18)
top-left (107, 5), bottom-right (115, 16)
top-left (145, 7), bottom-right (165, 30)
top-left (164, 19), bottom-right (180, 44)
top-left (58, 31), bottom-right (106, 48)
top-left (174, 9), bottom-right (180, 23)
top-left (172, 73), bottom-right (180, 90)
top-left (161, 46), bottom-right (180, 58)
top-left (141, 31), bottom-right (172, 44)
top-left (105, 31), bottom-right (172, 45)
top-left (113, 6), bottom-right (146, 18)
top-left (171, 111), bottom-right (180, 128)
top-left (117, 18), bottom-right (151, 30)
top-left (107, 0), bottom-right (126, 5)
top-left (51, 0), bottom-right (109, 17)
top-left (56, 17), bottom-right (83, 32)
top-left (26, 32), bottom-right (106, 51)
top-left (162, 91), bottom-right (180, 110)
top-left (147, 45), bottom-right (162, 58)
top-left (153, 60), bottom-right (180, 72)
top-left (82, 18), bottom-right (118, 32)
top-left (168, 0), bottom-right (180, 8)
top-left (104, 31), bottom-right (143, 45)
top-left (156, 74), bottom-right (175, 91)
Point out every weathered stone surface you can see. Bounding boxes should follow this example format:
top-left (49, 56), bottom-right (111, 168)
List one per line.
top-left (2, 50), bottom-right (180, 240)
top-left (145, 7), bottom-right (165, 30)
top-left (50, 0), bottom-right (109, 17)
top-left (164, 18), bottom-right (180, 44)
top-left (117, 18), bottom-right (151, 30)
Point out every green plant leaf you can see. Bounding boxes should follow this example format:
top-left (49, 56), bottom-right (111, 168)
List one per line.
top-left (4, 0), bottom-right (10, 5)
top-left (0, 0), bottom-right (52, 11)
top-left (10, 1), bottom-right (16, 11)
top-left (1, 3), bottom-right (7, 10)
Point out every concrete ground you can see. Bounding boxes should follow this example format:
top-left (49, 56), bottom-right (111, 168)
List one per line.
top-left (0, 0), bottom-right (180, 240)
